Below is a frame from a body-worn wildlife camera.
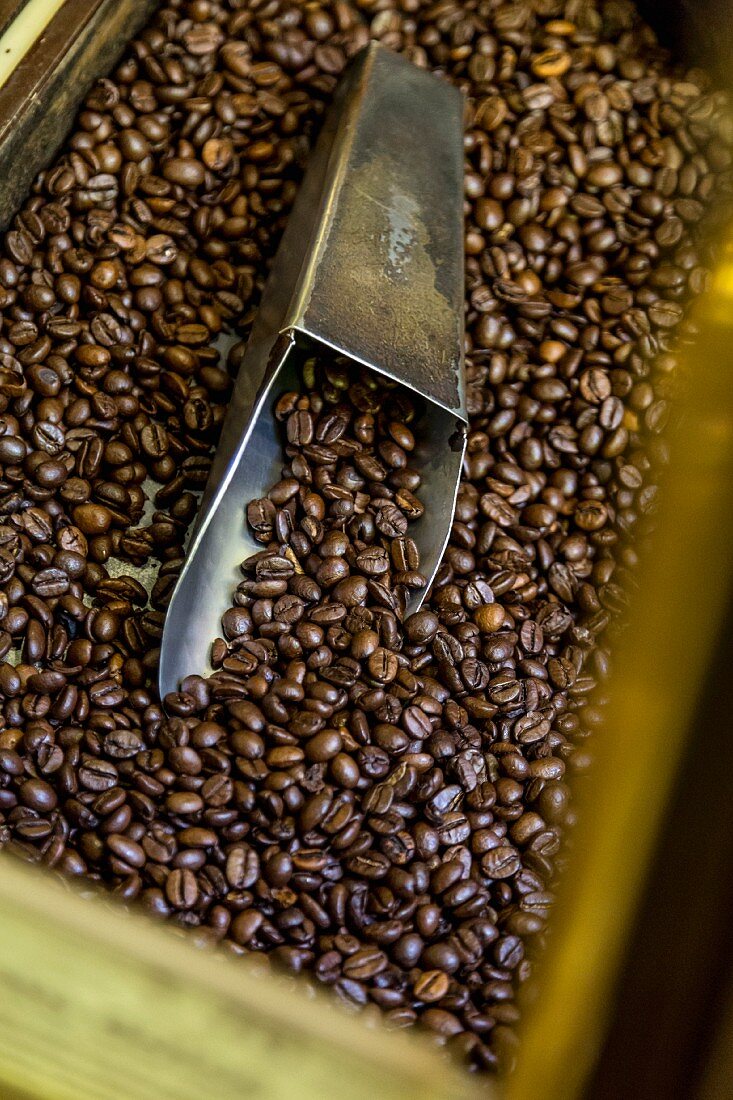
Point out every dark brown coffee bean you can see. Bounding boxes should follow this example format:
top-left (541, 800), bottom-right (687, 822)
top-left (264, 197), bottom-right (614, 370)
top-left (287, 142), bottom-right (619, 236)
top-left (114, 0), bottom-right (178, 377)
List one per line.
top-left (0, 3), bottom-right (722, 1077)
top-left (413, 969), bottom-right (450, 1003)
top-left (73, 758), bottom-right (115, 795)
top-left (163, 158), bottom-right (205, 188)
top-left (391, 537), bottom-right (419, 572)
top-left (107, 834), bottom-right (145, 869)
top-left (342, 947), bottom-right (388, 980)
top-left (367, 648), bottom-right (399, 685)
top-left (481, 846), bottom-right (521, 880)
top-left (72, 503), bottom-right (112, 535)
top-left (404, 610), bottom-right (439, 644)
top-left (165, 868), bottom-right (199, 909)
top-left (375, 506), bottom-right (407, 538)
top-left (20, 778), bottom-right (57, 812)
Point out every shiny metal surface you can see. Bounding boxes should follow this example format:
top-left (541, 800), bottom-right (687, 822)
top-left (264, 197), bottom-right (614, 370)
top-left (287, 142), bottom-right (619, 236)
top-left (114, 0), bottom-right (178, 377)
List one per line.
top-left (160, 42), bottom-right (466, 697)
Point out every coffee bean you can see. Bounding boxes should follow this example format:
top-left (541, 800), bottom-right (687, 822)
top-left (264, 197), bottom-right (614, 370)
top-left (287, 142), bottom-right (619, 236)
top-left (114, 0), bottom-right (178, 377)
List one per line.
top-left (32, 568), bottom-right (69, 598)
top-left (247, 498), bottom-right (276, 539)
top-left (404, 610), bottom-right (439, 644)
top-left (140, 423), bottom-right (169, 458)
top-left (107, 834), bottom-right (145, 869)
top-left (413, 970), bottom-right (450, 1003)
top-left (72, 504), bottom-right (112, 535)
top-left (226, 846), bottom-right (259, 889)
top-left (163, 158), bottom-right (205, 188)
top-left (482, 846), bottom-right (522, 880)
top-left (0, 0), bottom-right (725, 1077)
top-left (474, 604), bottom-right (506, 633)
top-left (165, 868), bottom-right (199, 909)
top-left (367, 647), bottom-right (399, 684)
top-left (287, 410), bottom-right (314, 446)
top-left (20, 778), bottom-right (57, 813)
top-left (375, 505), bottom-right (408, 538)
top-left (342, 947), bottom-right (388, 980)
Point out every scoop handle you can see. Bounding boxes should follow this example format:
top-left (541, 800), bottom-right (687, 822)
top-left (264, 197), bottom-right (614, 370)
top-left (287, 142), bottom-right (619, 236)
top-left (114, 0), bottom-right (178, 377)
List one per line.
top-left (290, 42), bottom-right (466, 417)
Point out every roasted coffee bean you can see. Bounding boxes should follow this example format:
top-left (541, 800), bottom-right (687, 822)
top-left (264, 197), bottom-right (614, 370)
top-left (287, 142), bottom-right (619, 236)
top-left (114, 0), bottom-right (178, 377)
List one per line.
top-left (165, 867), bottom-right (199, 909)
top-left (20, 778), bottom-right (57, 813)
top-left (0, 0), bottom-right (726, 1077)
top-left (414, 970), bottom-right (450, 1003)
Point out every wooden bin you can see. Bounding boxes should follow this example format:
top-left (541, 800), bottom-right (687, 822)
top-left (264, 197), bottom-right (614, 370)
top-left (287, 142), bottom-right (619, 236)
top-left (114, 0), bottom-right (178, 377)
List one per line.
top-left (1, 2), bottom-right (733, 1097)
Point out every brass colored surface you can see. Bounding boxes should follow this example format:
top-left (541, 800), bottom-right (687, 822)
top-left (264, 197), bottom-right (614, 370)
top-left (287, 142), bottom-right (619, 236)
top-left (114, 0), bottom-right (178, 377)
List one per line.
top-left (507, 246), bottom-right (733, 1100)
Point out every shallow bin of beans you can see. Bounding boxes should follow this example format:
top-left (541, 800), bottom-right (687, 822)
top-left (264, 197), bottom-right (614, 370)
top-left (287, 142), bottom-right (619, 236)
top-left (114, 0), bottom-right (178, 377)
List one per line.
top-left (0, 0), bottom-right (731, 1076)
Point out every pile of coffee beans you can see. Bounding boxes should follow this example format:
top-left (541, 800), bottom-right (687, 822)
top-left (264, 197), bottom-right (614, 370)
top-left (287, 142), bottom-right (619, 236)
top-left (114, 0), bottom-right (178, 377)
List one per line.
top-left (0, 0), bottom-right (731, 1075)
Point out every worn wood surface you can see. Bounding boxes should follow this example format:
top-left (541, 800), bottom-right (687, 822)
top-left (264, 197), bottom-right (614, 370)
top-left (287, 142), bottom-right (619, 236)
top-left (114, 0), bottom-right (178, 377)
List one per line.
top-left (0, 0), bottom-right (159, 229)
top-left (0, 0), bottom-right (29, 40)
top-left (0, 856), bottom-right (482, 1100)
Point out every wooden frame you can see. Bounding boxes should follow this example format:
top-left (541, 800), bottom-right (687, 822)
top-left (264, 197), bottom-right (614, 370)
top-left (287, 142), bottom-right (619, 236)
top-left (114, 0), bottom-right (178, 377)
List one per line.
top-left (0, 0), bottom-right (159, 228)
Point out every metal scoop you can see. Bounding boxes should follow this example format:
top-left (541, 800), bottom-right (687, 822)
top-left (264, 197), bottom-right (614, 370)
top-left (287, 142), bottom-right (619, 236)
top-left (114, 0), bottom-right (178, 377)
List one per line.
top-left (159, 42), bottom-right (467, 698)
